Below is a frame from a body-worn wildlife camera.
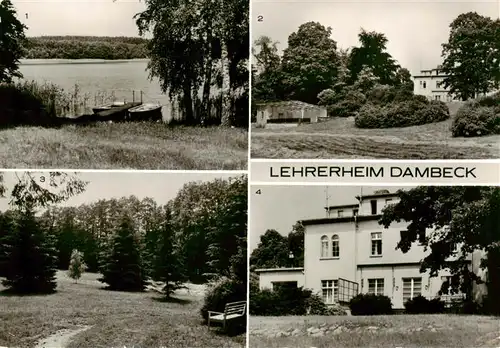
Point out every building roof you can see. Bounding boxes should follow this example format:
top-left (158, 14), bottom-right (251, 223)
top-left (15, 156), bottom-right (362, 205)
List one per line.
top-left (325, 203), bottom-right (359, 211)
top-left (356, 192), bottom-right (398, 201)
top-left (254, 267), bottom-right (304, 273)
top-left (300, 214), bottom-right (382, 226)
top-left (256, 100), bottom-right (326, 110)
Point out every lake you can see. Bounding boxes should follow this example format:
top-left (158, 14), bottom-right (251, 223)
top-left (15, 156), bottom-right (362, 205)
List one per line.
top-left (19, 59), bottom-right (173, 119)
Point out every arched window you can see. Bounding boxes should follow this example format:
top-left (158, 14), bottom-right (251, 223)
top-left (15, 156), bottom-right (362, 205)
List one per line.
top-left (332, 235), bottom-right (339, 257)
top-left (321, 235), bottom-right (329, 258)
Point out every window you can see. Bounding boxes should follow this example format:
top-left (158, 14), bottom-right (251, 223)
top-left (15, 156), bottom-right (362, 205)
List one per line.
top-left (436, 81), bottom-right (441, 88)
top-left (337, 210), bottom-right (343, 218)
top-left (435, 95), bottom-right (441, 101)
top-left (370, 200), bottom-right (377, 214)
top-left (371, 232), bottom-right (382, 256)
top-left (321, 280), bottom-right (338, 304)
top-left (278, 112), bottom-right (284, 118)
top-left (321, 235), bottom-right (329, 258)
top-left (419, 81), bottom-right (423, 86)
top-left (368, 278), bottom-right (384, 295)
top-left (353, 208), bottom-right (359, 216)
top-left (402, 277), bottom-right (422, 303)
top-left (423, 81), bottom-right (427, 88)
top-left (385, 198), bottom-right (392, 206)
top-left (331, 235), bottom-right (339, 257)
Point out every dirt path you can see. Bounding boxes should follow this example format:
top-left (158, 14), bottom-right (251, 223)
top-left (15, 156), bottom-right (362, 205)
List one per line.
top-left (34, 326), bottom-right (91, 348)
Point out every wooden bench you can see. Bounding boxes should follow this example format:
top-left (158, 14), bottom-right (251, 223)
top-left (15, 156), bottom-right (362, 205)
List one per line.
top-left (208, 301), bottom-right (247, 330)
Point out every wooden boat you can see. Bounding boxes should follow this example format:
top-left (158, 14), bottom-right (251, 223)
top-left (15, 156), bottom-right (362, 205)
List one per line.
top-left (92, 101), bottom-right (126, 114)
top-left (128, 102), bottom-right (162, 121)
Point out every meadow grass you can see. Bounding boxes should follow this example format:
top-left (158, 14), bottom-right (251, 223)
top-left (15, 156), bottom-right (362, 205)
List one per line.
top-left (0, 271), bottom-right (245, 348)
top-left (0, 123), bottom-right (248, 170)
top-left (249, 314), bottom-right (500, 348)
top-left (251, 118), bottom-right (500, 159)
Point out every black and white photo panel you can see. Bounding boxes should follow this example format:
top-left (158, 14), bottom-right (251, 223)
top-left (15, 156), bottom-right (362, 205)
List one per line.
top-left (251, 0), bottom-right (500, 160)
top-left (249, 184), bottom-right (500, 348)
top-left (0, 171), bottom-right (247, 348)
top-left (0, 0), bottom-right (249, 170)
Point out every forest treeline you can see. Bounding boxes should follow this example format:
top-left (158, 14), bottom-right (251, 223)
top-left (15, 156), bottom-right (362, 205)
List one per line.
top-left (0, 175), bottom-right (247, 285)
top-left (23, 36), bottom-right (149, 60)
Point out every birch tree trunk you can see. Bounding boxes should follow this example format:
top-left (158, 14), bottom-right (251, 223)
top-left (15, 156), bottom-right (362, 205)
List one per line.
top-left (219, 0), bottom-right (232, 127)
top-left (220, 42), bottom-right (232, 127)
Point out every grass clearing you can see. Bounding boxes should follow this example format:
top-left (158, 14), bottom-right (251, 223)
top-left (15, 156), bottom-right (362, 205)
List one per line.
top-left (251, 118), bottom-right (500, 159)
top-left (249, 314), bottom-right (500, 348)
top-left (0, 123), bottom-right (248, 169)
top-left (0, 271), bottom-right (245, 348)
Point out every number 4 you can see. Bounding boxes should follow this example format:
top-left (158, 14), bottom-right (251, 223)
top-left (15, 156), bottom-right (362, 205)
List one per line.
top-left (255, 189), bottom-right (261, 195)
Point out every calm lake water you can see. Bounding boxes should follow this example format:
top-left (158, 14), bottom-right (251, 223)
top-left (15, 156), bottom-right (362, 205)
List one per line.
top-left (19, 59), bottom-right (172, 118)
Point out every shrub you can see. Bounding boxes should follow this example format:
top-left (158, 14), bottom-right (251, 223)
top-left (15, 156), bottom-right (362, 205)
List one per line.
top-left (355, 96), bottom-right (449, 129)
top-left (328, 89), bottom-right (366, 117)
top-left (349, 293), bottom-right (393, 315)
top-left (452, 101), bottom-right (500, 137)
top-left (250, 286), bottom-right (335, 316)
top-left (249, 288), bottom-right (279, 316)
top-left (404, 295), bottom-right (445, 314)
top-left (305, 293), bottom-right (336, 315)
top-left (200, 276), bottom-right (246, 322)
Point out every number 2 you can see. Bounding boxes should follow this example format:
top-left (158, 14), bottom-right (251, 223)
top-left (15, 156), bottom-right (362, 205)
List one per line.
top-left (257, 15), bottom-right (263, 22)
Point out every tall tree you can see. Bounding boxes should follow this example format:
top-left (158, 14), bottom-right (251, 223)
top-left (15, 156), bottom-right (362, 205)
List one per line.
top-left (348, 29), bottom-right (399, 86)
top-left (2, 207), bottom-right (58, 294)
top-left (0, 0), bottom-right (27, 83)
top-left (441, 12), bottom-right (500, 100)
top-left (135, 0), bottom-right (248, 126)
top-left (281, 22), bottom-right (339, 104)
top-left (150, 206), bottom-right (186, 299)
top-left (99, 214), bottom-right (148, 292)
top-left (205, 175), bottom-right (247, 277)
top-left (287, 222), bottom-right (304, 267)
top-left (250, 229), bottom-right (289, 269)
top-left (252, 36), bottom-right (284, 103)
top-left (379, 186), bottom-right (500, 312)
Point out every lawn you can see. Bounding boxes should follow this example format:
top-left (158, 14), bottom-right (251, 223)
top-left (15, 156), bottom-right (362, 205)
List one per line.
top-left (0, 123), bottom-right (248, 170)
top-left (0, 271), bottom-right (245, 348)
top-left (249, 314), bottom-right (500, 348)
top-left (251, 118), bottom-right (500, 159)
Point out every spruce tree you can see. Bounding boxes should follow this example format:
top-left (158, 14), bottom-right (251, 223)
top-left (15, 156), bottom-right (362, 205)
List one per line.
top-left (2, 208), bottom-right (58, 294)
top-left (99, 214), bottom-right (148, 291)
top-left (152, 206), bottom-right (186, 299)
top-left (67, 249), bottom-right (86, 283)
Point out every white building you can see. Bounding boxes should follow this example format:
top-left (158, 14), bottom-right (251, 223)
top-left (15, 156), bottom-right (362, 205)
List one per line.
top-left (413, 66), bottom-right (457, 102)
top-left (256, 191), bottom-right (486, 310)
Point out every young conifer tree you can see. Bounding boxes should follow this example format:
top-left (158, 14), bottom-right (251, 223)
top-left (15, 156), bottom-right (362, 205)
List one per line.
top-left (99, 214), bottom-right (148, 291)
top-left (151, 206), bottom-right (187, 299)
top-left (67, 249), bottom-right (86, 283)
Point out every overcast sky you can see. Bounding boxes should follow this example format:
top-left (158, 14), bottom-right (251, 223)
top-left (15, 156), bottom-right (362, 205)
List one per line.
top-left (250, 185), bottom-right (413, 251)
top-left (12, 0), bottom-right (146, 37)
top-left (252, 0), bottom-right (500, 76)
top-left (0, 171), bottom-right (239, 211)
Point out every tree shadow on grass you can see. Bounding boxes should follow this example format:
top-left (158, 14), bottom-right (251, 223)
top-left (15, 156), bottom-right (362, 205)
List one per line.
top-left (0, 287), bottom-right (57, 297)
top-left (151, 296), bottom-right (193, 305)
